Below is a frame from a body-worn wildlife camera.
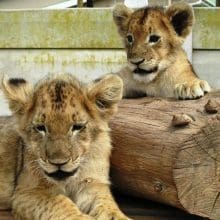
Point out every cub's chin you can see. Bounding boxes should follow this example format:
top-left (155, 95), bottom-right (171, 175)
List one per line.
top-left (133, 71), bottom-right (158, 83)
top-left (44, 168), bottom-right (79, 181)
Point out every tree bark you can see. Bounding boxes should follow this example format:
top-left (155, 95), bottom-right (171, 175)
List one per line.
top-left (110, 91), bottom-right (220, 220)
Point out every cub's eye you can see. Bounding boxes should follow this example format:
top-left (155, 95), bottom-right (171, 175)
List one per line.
top-left (126, 34), bottom-right (133, 44)
top-left (149, 35), bottom-right (160, 43)
top-left (34, 125), bottom-right (47, 133)
top-left (72, 123), bottom-right (86, 132)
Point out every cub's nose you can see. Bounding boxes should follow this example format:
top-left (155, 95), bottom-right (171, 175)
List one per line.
top-left (48, 158), bottom-right (70, 166)
top-left (130, 58), bottom-right (145, 65)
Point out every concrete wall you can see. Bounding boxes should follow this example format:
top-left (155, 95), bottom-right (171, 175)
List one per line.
top-left (0, 48), bottom-right (219, 115)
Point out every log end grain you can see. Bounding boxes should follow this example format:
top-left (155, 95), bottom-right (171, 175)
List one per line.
top-left (173, 116), bottom-right (220, 219)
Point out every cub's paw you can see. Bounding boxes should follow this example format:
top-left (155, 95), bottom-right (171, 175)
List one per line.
top-left (174, 80), bottom-right (211, 100)
top-left (49, 214), bottom-right (93, 220)
top-left (90, 206), bottom-right (132, 220)
top-left (96, 212), bottom-right (131, 220)
top-left (79, 214), bottom-right (94, 220)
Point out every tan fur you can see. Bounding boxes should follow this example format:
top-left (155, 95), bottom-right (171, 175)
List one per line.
top-left (113, 2), bottom-right (211, 99)
top-left (0, 74), bottom-right (131, 220)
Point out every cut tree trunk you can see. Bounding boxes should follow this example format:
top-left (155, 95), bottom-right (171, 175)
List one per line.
top-left (110, 91), bottom-right (220, 220)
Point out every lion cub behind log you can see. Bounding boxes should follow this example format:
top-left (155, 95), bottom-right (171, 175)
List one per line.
top-left (0, 74), bottom-right (131, 220)
top-left (113, 2), bottom-right (211, 99)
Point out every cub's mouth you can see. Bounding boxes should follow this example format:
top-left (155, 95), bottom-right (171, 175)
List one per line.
top-left (133, 67), bottom-right (158, 75)
top-left (45, 168), bottom-right (78, 181)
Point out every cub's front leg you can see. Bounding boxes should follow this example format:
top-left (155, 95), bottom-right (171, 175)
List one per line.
top-left (75, 181), bottom-right (132, 220)
top-left (174, 79), bottom-right (211, 100)
top-left (13, 189), bottom-right (93, 220)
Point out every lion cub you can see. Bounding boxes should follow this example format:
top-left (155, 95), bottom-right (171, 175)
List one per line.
top-left (0, 74), bottom-right (131, 220)
top-left (113, 2), bottom-right (211, 99)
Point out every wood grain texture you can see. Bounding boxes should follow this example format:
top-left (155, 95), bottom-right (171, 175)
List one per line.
top-left (0, 211), bottom-right (13, 220)
top-left (110, 91), bottom-right (220, 219)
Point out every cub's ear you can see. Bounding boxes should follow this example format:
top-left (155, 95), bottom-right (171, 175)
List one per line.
top-left (113, 3), bottom-right (133, 37)
top-left (87, 74), bottom-right (123, 119)
top-left (166, 2), bottom-right (194, 39)
top-left (1, 77), bottom-right (33, 115)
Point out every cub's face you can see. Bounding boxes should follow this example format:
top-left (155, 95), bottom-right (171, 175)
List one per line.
top-left (24, 81), bottom-right (94, 181)
top-left (1, 74), bottom-right (123, 181)
top-left (113, 2), bottom-right (194, 83)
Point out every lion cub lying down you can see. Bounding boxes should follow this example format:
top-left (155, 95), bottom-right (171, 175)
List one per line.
top-left (113, 2), bottom-right (211, 99)
top-left (0, 74), bottom-right (130, 220)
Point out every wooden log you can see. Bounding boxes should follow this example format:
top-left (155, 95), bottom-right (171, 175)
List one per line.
top-left (110, 91), bottom-right (220, 220)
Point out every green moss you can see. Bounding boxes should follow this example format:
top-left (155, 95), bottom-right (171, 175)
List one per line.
top-left (0, 9), bottom-right (123, 48)
top-left (0, 8), bottom-right (219, 49)
top-left (193, 8), bottom-right (220, 49)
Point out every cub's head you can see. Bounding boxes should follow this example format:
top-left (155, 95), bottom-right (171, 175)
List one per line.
top-left (113, 2), bottom-right (194, 82)
top-left (1, 74), bottom-right (122, 181)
